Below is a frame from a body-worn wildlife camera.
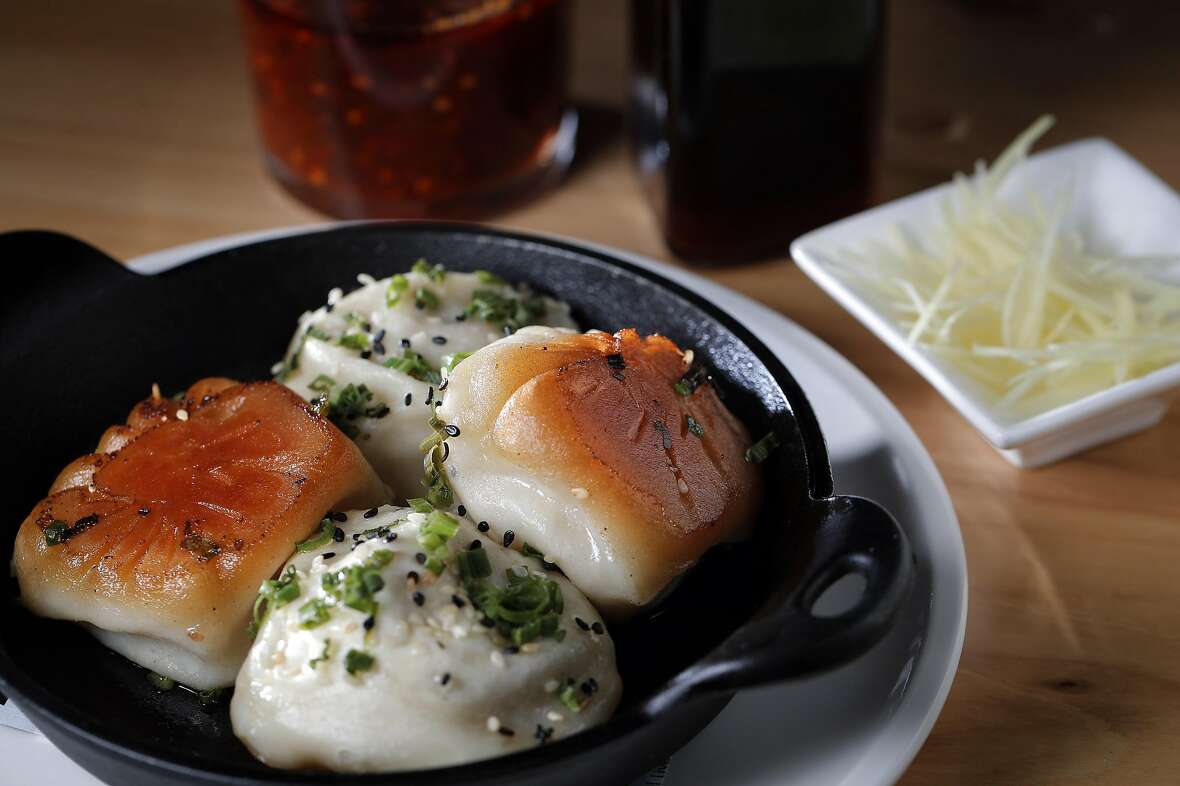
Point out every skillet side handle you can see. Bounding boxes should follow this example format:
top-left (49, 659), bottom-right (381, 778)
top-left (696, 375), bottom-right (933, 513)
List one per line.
top-left (643, 495), bottom-right (914, 717)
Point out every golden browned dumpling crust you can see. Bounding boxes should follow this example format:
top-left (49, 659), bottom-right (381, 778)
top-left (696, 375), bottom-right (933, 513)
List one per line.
top-left (13, 379), bottom-right (388, 688)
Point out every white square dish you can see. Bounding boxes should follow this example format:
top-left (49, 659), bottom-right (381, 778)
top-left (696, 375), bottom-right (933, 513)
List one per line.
top-left (791, 138), bottom-right (1180, 468)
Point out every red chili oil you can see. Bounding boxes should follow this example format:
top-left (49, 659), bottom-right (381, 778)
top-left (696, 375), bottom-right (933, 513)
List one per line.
top-left (239, 0), bottom-right (573, 218)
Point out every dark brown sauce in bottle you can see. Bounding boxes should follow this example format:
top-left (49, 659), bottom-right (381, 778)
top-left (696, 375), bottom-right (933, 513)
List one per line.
top-left (239, 0), bottom-right (572, 219)
top-left (631, 0), bottom-right (885, 263)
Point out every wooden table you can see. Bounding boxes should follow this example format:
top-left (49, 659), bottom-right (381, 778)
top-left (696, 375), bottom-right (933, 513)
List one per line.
top-left (3, 1), bottom-right (1179, 783)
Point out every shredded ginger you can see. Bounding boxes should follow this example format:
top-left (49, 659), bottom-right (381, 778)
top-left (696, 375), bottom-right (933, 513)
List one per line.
top-left (830, 115), bottom-right (1180, 417)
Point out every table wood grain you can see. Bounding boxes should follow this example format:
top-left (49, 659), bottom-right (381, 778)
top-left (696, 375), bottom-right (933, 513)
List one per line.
top-left (3, 1), bottom-right (1179, 783)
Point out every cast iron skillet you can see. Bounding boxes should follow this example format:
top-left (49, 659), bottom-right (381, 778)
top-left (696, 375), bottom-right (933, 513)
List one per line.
top-left (0, 223), bottom-right (913, 786)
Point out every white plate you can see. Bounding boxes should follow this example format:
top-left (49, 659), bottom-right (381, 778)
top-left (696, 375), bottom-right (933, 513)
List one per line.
top-left (0, 225), bottom-right (967, 786)
top-left (792, 139), bottom-right (1180, 468)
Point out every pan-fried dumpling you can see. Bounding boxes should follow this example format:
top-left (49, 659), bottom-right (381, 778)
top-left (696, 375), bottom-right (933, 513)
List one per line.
top-left (232, 504), bottom-right (620, 771)
top-left (13, 379), bottom-right (388, 689)
top-left (436, 327), bottom-right (763, 617)
top-left (275, 263), bottom-right (576, 496)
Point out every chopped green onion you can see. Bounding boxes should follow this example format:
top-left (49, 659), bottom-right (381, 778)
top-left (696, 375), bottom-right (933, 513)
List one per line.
top-left (456, 548), bottom-right (493, 581)
top-left (296, 517), bottom-right (334, 553)
top-left (415, 287), bottom-right (441, 310)
top-left (521, 542), bottom-right (559, 571)
top-left (744, 432), bottom-right (780, 464)
top-left (43, 520), bottom-right (70, 546)
top-left (474, 269), bottom-right (506, 286)
top-left (386, 274), bottom-right (409, 307)
top-left (249, 565), bottom-right (301, 638)
top-left (412, 259), bottom-right (447, 282)
top-left (383, 349), bottom-right (442, 384)
top-left (418, 510), bottom-right (460, 575)
top-left (465, 288), bottom-right (546, 333)
top-left (558, 678), bottom-right (587, 712)
top-left (309, 374), bottom-right (336, 393)
top-left (686, 415), bottom-right (704, 438)
top-left (466, 568), bottom-right (564, 645)
top-left (310, 639), bottom-right (332, 669)
top-left (345, 649), bottom-right (375, 675)
top-left (337, 332), bottom-right (371, 351)
top-left (181, 532), bottom-right (221, 562)
top-left (442, 351), bottom-right (472, 373)
top-left (407, 497), bottom-right (433, 514)
top-left (147, 672), bottom-right (176, 691)
top-left (298, 598), bottom-right (332, 629)
top-left (321, 550), bottom-right (394, 617)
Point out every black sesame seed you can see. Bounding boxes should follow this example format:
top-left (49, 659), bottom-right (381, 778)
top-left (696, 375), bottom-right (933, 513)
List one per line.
top-left (400, 337), bottom-right (411, 348)
top-left (456, 504), bottom-right (466, 517)
top-left (591, 621), bottom-right (605, 635)
top-left (425, 387), bottom-right (434, 405)
top-left (440, 672), bottom-right (451, 685)
top-left (468, 540), bottom-right (482, 550)
top-left (404, 392), bottom-right (413, 406)
top-left (477, 521), bottom-right (490, 533)
top-left (452, 594), bottom-right (466, 608)
top-left (374, 329), bottom-right (386, 343)
top-left (432, 335), bottom-right (447, 345)
top-left (502, 530), bottom-right (515, 547)
top-left (330, 511), bottom-right (348, 522)
top-left (412, 591), bottom-right (425, 606)
top-left (455, 313), bottom-right (467, 322)
top-left (363, 507), bottom-right (379, 519)
top-left (407, 570), bottom-right (419, 583)
top-left (606, 353), bottom-right (626, 369)
top-left (581, 678), bottom-right (598, 695)
top-left (332, 527), bottom-right (345, 543)
top-left (415, 552), bottom-right (427, 565)
top-left (322, 552), bottom-right (336, 559)
top-left (385, 532), bottom-right (398, 542)
top-left (441, 441), bottom-right (451, 462)
top-left (498, 726), bottom-right (515, 737)
top-left (575, 617), bottom-right (590, 631)
top-left (444, 424), bottom-right (460, 437)
top-left (504, 645), bottom-right (520, 654)
top-left (535, 724), bottom-right (554, 744)
top-left (611, 369), bottom-right (626, 381)
top-left (325, 302), bottom-right (335, 313)
top-left (480, 616), bottom-right (496, 628)
top-left (370, 405), bottom-right (390, 418)
top-left (137, 507), bottom-right (150, 517)
top-left (363, 616), bottom-right (375, 630)
top-left (360, 350), bottom-right (372, 359)
top-left (373, 342), bottom-right (386, 355)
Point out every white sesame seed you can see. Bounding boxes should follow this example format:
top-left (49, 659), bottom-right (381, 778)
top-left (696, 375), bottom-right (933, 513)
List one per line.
top-left (151, 383), bottom-right (162, 400)
top-left (176, 409), bottom-right (189, 422)
top-left (520, 642), bottom-right (541, 654)
top-left (490, 650), bottom-right (506, 668)
top-left (546, 711), bottom-right (564, 722)
top-left (677, 478), bottom-right (689, 493)
top-left (486, 716), bottom-right (501, 732)
top-left (87, 482), bottom-right (96, 493)
top-left (544, 679), bottom-right (560, 693)
top-left (683, 349), bottom-right (695, 365)
top-left (571, 487), bottom-right (589, 499)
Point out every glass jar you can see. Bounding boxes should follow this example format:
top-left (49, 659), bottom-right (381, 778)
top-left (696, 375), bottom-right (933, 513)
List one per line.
top-left (239, 0), bottom-right (574, 218)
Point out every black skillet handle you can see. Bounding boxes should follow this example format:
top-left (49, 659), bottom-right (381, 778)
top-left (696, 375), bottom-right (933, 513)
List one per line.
top-left (642, 495), bottom-right (914, 717)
